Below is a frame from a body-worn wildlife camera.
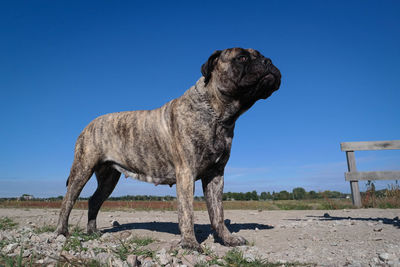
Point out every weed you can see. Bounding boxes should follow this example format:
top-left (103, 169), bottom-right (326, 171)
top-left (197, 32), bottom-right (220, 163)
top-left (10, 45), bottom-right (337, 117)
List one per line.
top-left (128, 235), bottom-right (154, 246)
top-left (63, 227), bottom-right (101, 252)
top-left (0, 246), bottom-right (24, 267)
top-left (0, 217), bottom-right (18, 230)
top-left (223, 249), bottom-right (315, 267)
top-left (113, 237), bottom-right (155, 261)
top-left (33, 224), bottom-right (56, 234)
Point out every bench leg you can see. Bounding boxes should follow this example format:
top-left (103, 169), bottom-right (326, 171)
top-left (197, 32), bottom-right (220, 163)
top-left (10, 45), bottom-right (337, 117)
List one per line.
top-left (350, 181), bottom-right (362, 208)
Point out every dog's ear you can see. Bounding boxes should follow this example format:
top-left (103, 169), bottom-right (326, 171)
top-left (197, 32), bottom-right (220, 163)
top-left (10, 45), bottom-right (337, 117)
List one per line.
top-left (201, 50), bottom-right (222, 85)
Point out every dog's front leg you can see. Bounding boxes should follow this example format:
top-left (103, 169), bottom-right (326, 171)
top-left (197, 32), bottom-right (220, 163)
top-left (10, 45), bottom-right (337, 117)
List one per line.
top-left (176, 167), bottom-right (202, 251)
top-left (202, 173), bottom-right (247, 246)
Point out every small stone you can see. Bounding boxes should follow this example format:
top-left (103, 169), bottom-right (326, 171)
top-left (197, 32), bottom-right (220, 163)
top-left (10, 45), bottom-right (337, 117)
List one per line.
top-left (2, 243), bottom-right (18, 254)
top-left (373, 227), bottom-right (383, 232)
top-left (243, 252), bottom-right (256, 261)
top-left (127, 255), bottom-right (138, 267)
top-left (31, 235), bottom-right (40, 242)
top-left (379, 252), bottom-right (391, 261)
top-left (100, 233), bottom-right (112, 241)
top-left (141, 258), bottom-right (154, 267)
top-left (97, 252), bottom-right (113, 264)
top-left (157, 248), bottom-right (170, 265)
top-left (113, 259), bottom-right (126, 267)
top-left (56, 235), bottom-right (66, 242)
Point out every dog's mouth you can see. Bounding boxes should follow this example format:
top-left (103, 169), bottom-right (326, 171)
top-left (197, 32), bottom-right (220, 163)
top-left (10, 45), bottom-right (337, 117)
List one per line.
top-left (258, 66), bottom-right (281, 99)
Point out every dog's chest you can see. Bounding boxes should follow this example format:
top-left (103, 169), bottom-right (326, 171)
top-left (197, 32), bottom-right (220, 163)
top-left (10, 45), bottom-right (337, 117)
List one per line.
top-left (196, 126), bottom-right (233, 167)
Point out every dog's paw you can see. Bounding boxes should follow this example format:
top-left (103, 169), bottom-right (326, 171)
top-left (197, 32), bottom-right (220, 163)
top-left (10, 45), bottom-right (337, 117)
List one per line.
top-left (87, 221), bottom-right (101, 235)
top-left (223, 234), bottom-right (247, 247)
top-left (55, 226), bottom-right (69, 237)
top-left (180, 238), bottom-right (203, 252)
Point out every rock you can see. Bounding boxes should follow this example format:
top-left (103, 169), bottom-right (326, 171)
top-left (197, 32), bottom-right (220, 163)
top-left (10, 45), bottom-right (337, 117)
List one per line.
top-left (2, 243), bottom-right (18, 254)
top-left (141, 257), bottom-right (154, 267)
top-left (387, 260), bottom-right (400, 267)
top-left (373, 227), bottom-right (383, 232)
top-left (181, 254), bottom-right (197, 266)
top-left (323, 213), bottom-right (330, 218)
top-left (243, 251), bottom-right (256, 261)
top-left (112, 220), bottom-right (120, 227)
top-left (100, 233), bottom-right (112, 241)
top-left (348, 261), bottom-right (362, 267)
top-left (379, 252), bottom-right (393, 261)
top-left (127, 255), bottom-right (138, 267)
top-left (97, 252), bottom-right (113, 264)
top-left (39, 233), bottom-right (52, 243)
top-left (30, 235), bottom-right (41, 242)
top-left (56, 234), bottom-right (66, 242)
top-left (156, 248), bottom-right (170, 265)
top-left (113, 258), bottom-right (128, 267)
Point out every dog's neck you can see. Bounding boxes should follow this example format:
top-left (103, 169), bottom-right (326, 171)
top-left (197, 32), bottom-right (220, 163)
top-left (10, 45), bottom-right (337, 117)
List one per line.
top-left (192, 77), bottom-right (255, 128)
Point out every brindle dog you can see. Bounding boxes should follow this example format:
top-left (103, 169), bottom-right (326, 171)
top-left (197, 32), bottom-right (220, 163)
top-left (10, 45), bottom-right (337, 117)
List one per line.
top-left (56, 48), bottom-right (281, 251)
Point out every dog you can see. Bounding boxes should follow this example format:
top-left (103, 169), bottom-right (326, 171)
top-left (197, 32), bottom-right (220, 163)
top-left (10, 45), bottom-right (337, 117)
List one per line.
top-left (56, 47), bottom-right (281, 251)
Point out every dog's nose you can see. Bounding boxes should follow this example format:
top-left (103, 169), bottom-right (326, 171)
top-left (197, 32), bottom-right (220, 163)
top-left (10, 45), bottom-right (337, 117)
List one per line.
top-left (263, 58), bottom-right (272, 66)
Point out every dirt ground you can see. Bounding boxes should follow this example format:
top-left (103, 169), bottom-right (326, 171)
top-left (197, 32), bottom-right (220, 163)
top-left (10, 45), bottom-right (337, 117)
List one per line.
top-left (1, 208), bottom-right (400, 266)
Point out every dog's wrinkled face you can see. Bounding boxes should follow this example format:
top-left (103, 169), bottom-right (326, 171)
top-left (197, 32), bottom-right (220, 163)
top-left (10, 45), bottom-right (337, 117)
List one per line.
top-left (201, 48), bottom-right (281, 101)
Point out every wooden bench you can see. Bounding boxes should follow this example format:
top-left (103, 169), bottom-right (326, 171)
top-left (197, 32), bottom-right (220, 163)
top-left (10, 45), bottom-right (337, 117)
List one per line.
top-left (340, 140), bottom-right (400, 207)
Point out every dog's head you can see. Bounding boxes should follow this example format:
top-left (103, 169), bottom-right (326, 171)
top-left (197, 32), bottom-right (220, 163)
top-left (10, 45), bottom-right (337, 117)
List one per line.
top-left (201, 48), bottom-right (281, 102)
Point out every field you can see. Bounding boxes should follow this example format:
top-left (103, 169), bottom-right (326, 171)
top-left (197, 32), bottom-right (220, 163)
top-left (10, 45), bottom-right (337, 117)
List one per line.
top-left (0, 199), bottom-right (356, 211)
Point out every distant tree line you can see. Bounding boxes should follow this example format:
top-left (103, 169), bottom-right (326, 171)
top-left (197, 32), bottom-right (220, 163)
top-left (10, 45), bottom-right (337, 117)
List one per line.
top-left (0, 188), bottom-right (350, 202)
top-left (222, 188), bottom-right (349, 201)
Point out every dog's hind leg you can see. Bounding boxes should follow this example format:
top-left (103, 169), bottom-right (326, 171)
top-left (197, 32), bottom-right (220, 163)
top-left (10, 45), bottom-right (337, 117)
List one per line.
top-left (87, 164), bottom-right (120, 234)
top-left (56, 157), bottom-right (95, 236)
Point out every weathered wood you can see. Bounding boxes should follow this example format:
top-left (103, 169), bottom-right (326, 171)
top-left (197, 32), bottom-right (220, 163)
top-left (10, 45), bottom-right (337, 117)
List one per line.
top-left (345, 171), bottom-right (400, 181)
top-left (350, 181), bottom-right (361, 208)
top-left (346, 151), bottom-right (362, 207)
top-left (341, 140), bottom-right (400, 151)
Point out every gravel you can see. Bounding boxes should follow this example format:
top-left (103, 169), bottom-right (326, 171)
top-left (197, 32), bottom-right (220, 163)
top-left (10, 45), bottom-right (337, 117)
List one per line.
top-left (0, 208), bottom-right (399, 266)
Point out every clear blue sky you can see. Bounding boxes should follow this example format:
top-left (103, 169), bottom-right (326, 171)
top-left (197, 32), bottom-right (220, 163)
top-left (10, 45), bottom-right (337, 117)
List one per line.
top-left (1, 1), bottom-right (399, 198)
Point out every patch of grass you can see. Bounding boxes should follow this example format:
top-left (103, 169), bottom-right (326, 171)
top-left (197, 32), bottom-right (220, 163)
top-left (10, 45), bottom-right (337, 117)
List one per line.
top-left (223, 249), bottom-right (315, 267)
top-left (0, 246), bottom-right (24, 267)
top-left (33, 224), bottom-right (56, 234)
top-left (0, 217), bottom-right (18, 230)
top-left (275, 202), bottom-right (312, 210)
top-left (128, 235), bottom-right (154, 246)
top-left (113, 236), bottom-right (155, 261)
top-left (63, 227), bottom-right (101, 252)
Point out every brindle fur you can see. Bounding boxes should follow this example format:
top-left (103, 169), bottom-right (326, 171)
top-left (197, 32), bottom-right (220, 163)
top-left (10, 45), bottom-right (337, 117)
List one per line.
top-left (56, 48), bottom-right (281, 251)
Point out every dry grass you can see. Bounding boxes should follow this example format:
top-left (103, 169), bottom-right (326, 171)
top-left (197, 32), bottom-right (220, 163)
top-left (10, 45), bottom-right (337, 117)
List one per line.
top-left (362, 183), bottom-right (400, 208)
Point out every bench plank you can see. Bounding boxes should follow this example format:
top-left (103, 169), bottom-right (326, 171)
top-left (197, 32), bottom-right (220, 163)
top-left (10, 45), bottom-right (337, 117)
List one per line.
top-left (345, 171), bottom-right (400, 181)
top-left (341, 140), bottom-right (400, 151)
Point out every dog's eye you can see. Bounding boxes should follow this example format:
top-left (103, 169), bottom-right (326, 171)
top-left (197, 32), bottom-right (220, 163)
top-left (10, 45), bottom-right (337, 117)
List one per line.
top-left (237, 55), bottom-right (248, 63)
